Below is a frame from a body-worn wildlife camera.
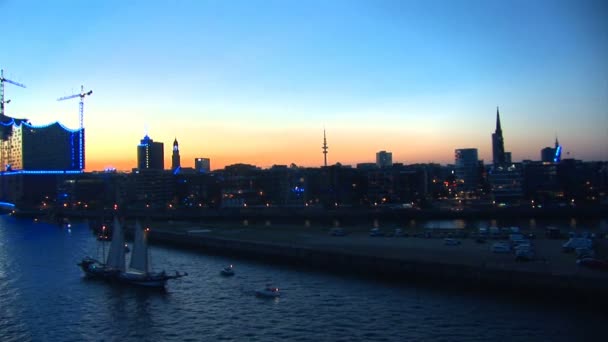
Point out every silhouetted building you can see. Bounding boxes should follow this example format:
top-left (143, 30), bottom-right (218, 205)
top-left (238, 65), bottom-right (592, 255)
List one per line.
top-left (541, 137), bottom-right (562, 163)
top-left (218, 164), bottom-right (261, 208)
top-left (489, 163), bottom-right (523, 204)
top-left (523, 161), bottom-right (559, 202)
top-left (492, 107), bottom-right (506, 166)
top-left (376, 151), bottom-right (393, 168)
top-left (131, 169), bottom-right (172, 207)
top-left (137, 135), bottom-right (164, 170)
top-left (195, 158), bottom-right (210, 173)
top-left (171, 138), bottom-right (180, 171)
top-left (454, 148), bottom-right (479, 191)
top-left (356, 163), bottom-right (377, 170)
top-left (541, 147), bottom-right (555, 163)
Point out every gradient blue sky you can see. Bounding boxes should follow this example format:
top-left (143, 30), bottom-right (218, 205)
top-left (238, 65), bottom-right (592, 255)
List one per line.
top-left (2, 0), bottom-right (607, 170)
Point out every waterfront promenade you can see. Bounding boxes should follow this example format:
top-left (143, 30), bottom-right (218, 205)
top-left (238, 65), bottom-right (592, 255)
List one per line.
top-left (143, 220), bottom-right (608, 302)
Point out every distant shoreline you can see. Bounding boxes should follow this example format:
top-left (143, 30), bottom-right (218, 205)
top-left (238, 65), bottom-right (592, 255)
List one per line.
top-left (15, 205), bottom-right (608, 224)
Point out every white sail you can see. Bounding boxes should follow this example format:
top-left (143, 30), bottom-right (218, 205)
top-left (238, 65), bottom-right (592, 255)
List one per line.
top-left (106, 216), bottom-right (126, 271)
top-left (129, 220), bottom-right (149, 273)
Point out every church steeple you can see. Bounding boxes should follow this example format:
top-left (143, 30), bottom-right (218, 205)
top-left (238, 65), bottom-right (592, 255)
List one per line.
top-left (495, 107), bottom-right (502, 134)
top-left (172, 137), bottom-right (181, 171)
top-left (492, 106), bottom-right (506, 166)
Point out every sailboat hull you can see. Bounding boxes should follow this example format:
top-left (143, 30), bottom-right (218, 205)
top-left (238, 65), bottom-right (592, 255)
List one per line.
top-left (77, 257), bottom-right (120, 280)
top-left (118, 272), bottom-right (169, 288)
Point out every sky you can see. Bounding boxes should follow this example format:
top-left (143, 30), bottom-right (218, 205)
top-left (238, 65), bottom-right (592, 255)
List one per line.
top-left (1, 0), bottom-right (607, 171)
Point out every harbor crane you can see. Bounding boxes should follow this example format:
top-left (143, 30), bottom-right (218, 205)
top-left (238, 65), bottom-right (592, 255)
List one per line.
top-left (58, 85), bottom-right (93, 171)
top-left (0, 69), bottom-right (26, 117)
top-left (57, 85), bottom-right (93, 130)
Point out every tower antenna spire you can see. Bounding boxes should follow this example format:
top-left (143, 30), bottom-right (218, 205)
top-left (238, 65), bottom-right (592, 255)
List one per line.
top-left (322, 128), bottom-right (328, 167)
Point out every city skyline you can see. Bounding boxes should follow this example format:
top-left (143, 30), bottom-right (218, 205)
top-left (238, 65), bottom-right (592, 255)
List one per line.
top-left (2, 1), bottom-right (607, 171)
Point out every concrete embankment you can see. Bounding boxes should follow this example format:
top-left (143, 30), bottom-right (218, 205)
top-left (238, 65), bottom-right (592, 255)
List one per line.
top-left (148, 228), bottom-right (608, 304)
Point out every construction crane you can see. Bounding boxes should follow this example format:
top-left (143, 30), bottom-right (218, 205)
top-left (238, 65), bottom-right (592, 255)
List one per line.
top-left (57, 85), bottom-right (93, 130)
top-left (0, 69), bottom-right (26, 117)
top-left (57, 85), bottom-right (93, 171)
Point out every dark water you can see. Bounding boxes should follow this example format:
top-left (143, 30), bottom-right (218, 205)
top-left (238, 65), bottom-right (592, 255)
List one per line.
top-left (1, 216), bottom-right (606, 342)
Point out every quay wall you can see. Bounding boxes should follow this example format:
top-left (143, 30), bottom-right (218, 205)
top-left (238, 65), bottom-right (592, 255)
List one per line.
top-left (148, 229), bottom-right (608, 303)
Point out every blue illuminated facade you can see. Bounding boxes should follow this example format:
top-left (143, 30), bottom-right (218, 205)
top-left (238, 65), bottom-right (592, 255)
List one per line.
top-left (0, 118), bottom-right (84, 171)
top-left (553, 144), bottom-right (562, 163)
top-left (540, 138), bottom-right (562, 164)
top-left (137, 135), bottom-right (164, 170)
top-left (0, 115), bottom-right (84, 208)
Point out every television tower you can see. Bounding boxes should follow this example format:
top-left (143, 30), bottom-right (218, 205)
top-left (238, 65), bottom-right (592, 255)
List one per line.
top-left (0, 69), bottom-right (26, 118)
top-left (322, 129), bottom-right (328, 167)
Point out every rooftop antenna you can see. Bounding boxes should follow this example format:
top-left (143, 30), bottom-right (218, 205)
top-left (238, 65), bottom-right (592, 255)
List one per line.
top-left (0, 69), bottom-right (26, 117)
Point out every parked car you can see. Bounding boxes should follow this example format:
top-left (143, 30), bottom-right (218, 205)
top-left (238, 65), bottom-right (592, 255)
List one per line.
top-left (575, 247), bottom-right (595, 258)
top-left (369, 228), bottom-right (384, 237)
top-left (393, 228), bottom-right (403, 237)
top-left (491, 242), bottom-right (511, 253)
top-left (515, 248), bottom-right (535, 261)
top-left (329, 228), bottom-right (346, 236)
top-left (444, 238), bottom-right (461, 246)
top-left (562, 238), bottom-right (593, 253)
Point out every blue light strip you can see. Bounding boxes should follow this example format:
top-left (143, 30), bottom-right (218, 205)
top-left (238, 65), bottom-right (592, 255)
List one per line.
top-left (70, 132), bottom-right (75, 169)
top-left (79, 129), bottom-right (84, 170)
top-left (0, 201), bottom-right (16, 208)
top-left (0, 118), bottom-right (15, 126)
top-left (1, 120), bottom-right (81, 133)
top-left (0, 170), bottom-right (83, 176)
top-left (553, 145), bottom-right (562, 163)
top-left (23, 120), bottom-right (80, 132)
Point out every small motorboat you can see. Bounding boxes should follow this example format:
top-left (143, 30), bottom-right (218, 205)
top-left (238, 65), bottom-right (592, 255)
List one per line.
top-left (256, 284), bottom-right (280, 298)
top-left (220, 265), bottom-right (235, 276)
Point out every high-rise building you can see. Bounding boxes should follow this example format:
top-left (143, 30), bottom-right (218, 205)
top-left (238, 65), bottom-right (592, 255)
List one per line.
top-left (454, 148), bottom-right (479, 191)
top-left (171, 138), bottom-right (180, 171)
top-left (492, 107), bottom-right (506, 166)
top-left (376, 151), bottom-right (393, 168)
top-left (540, 137), bottom-right (562, 163)
top-left (541, 147), bottom-right (555, 163)
top-left (553, 137), bottom-right (562, 163)
top-left (137, 135), bottom-right (164, 170)
top-left (195, 158), bottom-right (210, 173)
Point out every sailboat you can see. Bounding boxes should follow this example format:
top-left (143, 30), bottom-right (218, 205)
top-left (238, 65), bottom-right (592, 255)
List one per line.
top-left (77, 216), bottom-right (125, 279)
top-left (117, 220), bottom-right (187, 288)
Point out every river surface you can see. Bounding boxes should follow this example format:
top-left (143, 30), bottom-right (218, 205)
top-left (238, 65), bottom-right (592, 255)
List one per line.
top-left (0, 215), bottom-right (606, 341)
